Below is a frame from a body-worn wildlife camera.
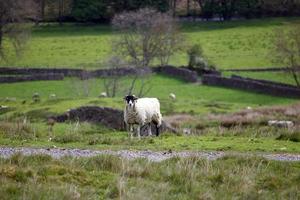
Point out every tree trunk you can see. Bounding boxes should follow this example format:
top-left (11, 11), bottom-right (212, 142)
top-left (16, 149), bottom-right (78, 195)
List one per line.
top-left (173, 0), bottom-right (177, 17)
top-left (41, 0), bottom-right (45, 21)
top-left (58, 0), bottom-right (63, 25)
top-left (187, 0), bottom-right (190, 16)
top-left (0, 25), bottom-right (3, 58)
top-left (0, 27), bottom-right (2, 48)
top-left (291, 68), bottom-right (300, 88)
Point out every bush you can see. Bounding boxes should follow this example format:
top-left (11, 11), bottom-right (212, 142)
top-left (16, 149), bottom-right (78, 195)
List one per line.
top-left (0, 121), bottom-right (40, 140)
top-left (187, 44), bottom-right (215, 70)
top-left (32, 93), bottom-right (40, 103)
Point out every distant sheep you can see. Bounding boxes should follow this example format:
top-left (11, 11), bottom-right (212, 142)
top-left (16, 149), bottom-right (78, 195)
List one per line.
top-left (169, 93), bottom-right (176, 100)
top-left (49, 94), bottom-right (56, 99)
top-left (123, 95), bottom-right (162, 138)
top-left (268, 120), bottom-right (294, 129)
top-left (99, 92), bottom-right (107, 98)
top-left (32, 92), bottom-right (40, 102)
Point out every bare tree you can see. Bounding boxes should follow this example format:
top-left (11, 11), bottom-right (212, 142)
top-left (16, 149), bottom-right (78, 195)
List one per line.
top-left (273, 25), bottom-right (300, 88)
top-left (112, 8), bottom-right (183, 67)
top-left (112, 8), bottom-right (183, 97)
top-left (0, 0), bottom-right (38, 60)
top-left (103, 56), bottom-right (126, 97)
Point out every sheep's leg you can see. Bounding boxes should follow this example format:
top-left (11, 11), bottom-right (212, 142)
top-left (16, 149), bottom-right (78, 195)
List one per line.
top-left (137, 125), bottom-right (141, 139)
top-left (129, 124), bottom-right (133, 139)
top-left (156, 125), bottom-right (160, 136)
top-left (148, 123), bottom-right (152, 136)
top-left (153, 121), bottom-right (160, 137)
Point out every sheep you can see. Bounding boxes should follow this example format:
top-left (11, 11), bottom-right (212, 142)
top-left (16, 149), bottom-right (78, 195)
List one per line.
top-left (123, 95), bottom-right (162, 139)
top-left (169, 93), bottom-right (176, 101)
top-left (99, 92), bottom-right (107, 98)
top-left (49, 93), bottom-right (56, 99)
top-left (32, 92), bottom-right (40, 102)
top-left (268, 120), bottom-right (294, 129)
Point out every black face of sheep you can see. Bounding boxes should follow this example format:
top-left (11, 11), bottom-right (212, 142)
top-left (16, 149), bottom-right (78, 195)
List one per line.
top-left (124, 95), bottom-right (138, 108)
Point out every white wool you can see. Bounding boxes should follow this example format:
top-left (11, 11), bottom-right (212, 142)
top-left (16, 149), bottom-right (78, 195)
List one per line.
top-left (124, 97), bottom-right (162, 138)
top-left (268, 120), bottom-right (294, 128)
top-left (169, 93), bottom-right (176, 100)
top-left (99, 92), bottom-right (107, 97)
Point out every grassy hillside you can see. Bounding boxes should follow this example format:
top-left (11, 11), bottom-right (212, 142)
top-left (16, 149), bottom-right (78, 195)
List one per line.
top-left (1, 18), bottom-right (300, 69)
top-left (0, 75), bottom-right (295, 114)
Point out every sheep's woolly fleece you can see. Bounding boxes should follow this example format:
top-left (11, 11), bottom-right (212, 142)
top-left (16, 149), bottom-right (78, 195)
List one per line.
top-left (0, 147), bottom-right (299, 162)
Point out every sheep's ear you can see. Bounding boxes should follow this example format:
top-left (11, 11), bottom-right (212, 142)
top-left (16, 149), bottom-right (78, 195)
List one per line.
top-left (133, 96), bottom-right (138, 100)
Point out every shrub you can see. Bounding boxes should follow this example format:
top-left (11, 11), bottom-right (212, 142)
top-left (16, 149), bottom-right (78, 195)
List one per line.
top-left (0, 121), bottom-right (40, 140)
top-left (187, 44), bottom-right (216, 70)
top-left (53, 134), bottom-right (82, 143)
top-left (276, 132), bottom-right (300, 142)
top-left (32, 93), bottom-right (40, 103)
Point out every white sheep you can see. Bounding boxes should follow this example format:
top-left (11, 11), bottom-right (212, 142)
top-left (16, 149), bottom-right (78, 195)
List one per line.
top-left (169, 93), bottom-right (176, 101)
top-left (99, 92), bottom-right (107, 98)
top-left (123, 95), bottom-right (162, 139)
top-left (268, 120), bottom-right (294, 129)
top-left (49, 94), bottom-right (56, 99)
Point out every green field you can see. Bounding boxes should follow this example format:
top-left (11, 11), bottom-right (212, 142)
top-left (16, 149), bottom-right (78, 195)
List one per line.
top-left (0, 75), bottom-right (298, 153)
top-left (1, 17), bottom-right (300, 200)
top-left (1, 154), bottom-right (299, 199)
top-left (1, 17), bottom-right (300, 69)
top-left (0, 75), bottom-right (295, 115)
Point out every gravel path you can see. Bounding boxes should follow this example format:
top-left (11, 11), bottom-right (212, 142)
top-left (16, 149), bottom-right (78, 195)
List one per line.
top-left (0, 147), bottom-right (299, 162)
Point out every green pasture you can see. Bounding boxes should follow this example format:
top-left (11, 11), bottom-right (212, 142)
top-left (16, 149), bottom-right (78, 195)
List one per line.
top-left (0, 74), bottom-right (298, 154)
top-left (1, 17), bottom-right (300, 69)
top-left (0, 120), bottom-right (299, 153)
top-left (0, 75), bottom-right (295, 117)
top-left (1, 154), bottom-right (299, 199)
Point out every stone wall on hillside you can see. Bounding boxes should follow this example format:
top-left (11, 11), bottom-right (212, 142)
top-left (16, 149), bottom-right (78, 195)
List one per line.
top-left (0, 67), bottom-right (152, 80)
top-left (0, 73), bottom-right (64, 83)
top-left (153, 65), bottom-right (198, 82)
top-left (202, 74), bottom-right (300, 98)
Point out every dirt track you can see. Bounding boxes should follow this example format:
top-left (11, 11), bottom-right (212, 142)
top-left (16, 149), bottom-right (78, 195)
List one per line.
top-left (0, 147), bottom-right (299, 162)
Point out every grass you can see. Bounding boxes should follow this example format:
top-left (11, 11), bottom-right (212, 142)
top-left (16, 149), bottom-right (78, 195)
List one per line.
top-left (1, 17), bottom-right (300, 69)
top-left (1, 18), bottom-right (300, 199)
top-left (0, 154), bottom-right (299, 199)
top-left (0, 120), bottom-right (299, 153)
top-left (0, 75), bottom-right (296, 118)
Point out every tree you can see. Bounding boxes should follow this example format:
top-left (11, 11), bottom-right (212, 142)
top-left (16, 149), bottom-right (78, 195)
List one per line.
top-left (72, 0), bottom-right (111, 22)
top-left (273, 25), bottom-right (300, 87)
top-left (58, 0), bottom-right (64, 25)
top-left (195, 0), bottom-right (217, 20)
top-left (112, 8), bottom-right (183, 67)
top-left (112, 8), bottom-right (183, 96)
top-left (0, 0), bottom-right (38, 60)
top-left (103, 56), bottom-right (126, 97)
top-left (71, 0), bottom-right (170, 22)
